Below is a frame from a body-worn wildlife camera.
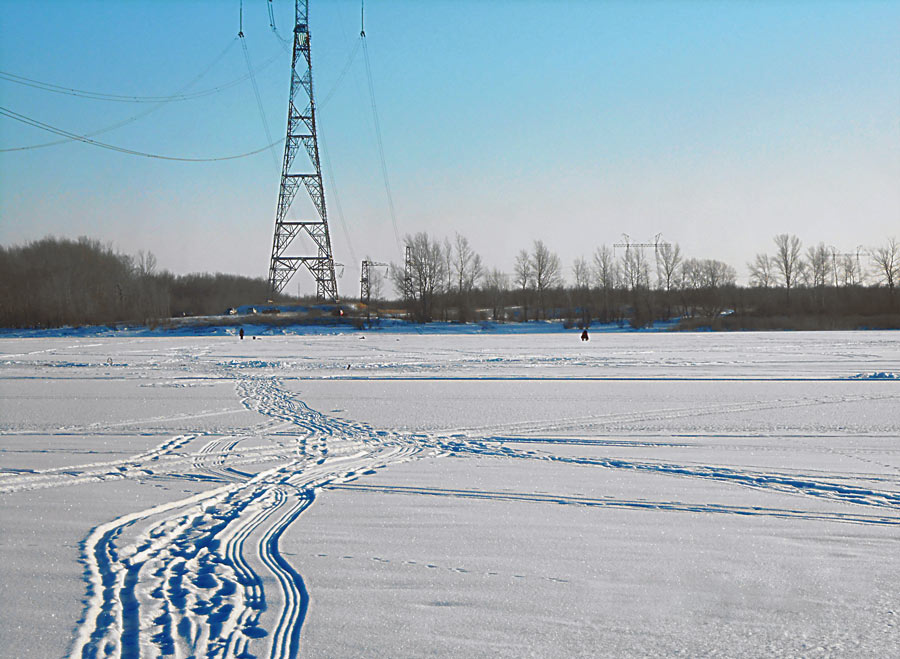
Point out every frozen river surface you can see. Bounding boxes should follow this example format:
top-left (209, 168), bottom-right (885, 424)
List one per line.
top-left (1, 330), bottom-right (899, 657)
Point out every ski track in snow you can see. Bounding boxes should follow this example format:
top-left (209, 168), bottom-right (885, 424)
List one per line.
top-left (446, 391), bottom-right (898, 436)
top-left (44, 381), bottom-right (900, 657)
top-left (64, 373), bottom-right (424, 659)
top-left (421, 436), bottom-right (900, 515)
top-left (325, 483), bottom-right (900, 527)
top-left (1, 341), bottom-right (896, 657)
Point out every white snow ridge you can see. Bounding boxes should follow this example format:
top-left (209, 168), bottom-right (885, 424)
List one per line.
top-left (1, 330), bottom-right (899, 658)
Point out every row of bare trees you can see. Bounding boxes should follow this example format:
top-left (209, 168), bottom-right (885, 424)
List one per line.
top-left (750, 235), bottom-right (898, 295)
top-left (0, 237), bottom-right (280, 328)
top-left (384, 232), bottom-right (899, 326)
top-left (387, 233), bottom-right (486, 322)
top-left (2, 233), bottom-right (897, 329)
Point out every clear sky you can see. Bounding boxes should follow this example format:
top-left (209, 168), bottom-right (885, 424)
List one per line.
top-left (1, 0), bottom-right (898, 296)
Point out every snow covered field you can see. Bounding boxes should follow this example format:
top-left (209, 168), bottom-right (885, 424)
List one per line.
top-left (1, 330), bottom-right (899, 658)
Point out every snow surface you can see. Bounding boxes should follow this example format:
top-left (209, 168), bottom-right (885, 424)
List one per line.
top-left (1, 330), bottom-right (898, 657)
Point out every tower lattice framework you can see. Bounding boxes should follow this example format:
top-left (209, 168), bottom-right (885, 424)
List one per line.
top-left (268, 0), bottom-right (338, 301)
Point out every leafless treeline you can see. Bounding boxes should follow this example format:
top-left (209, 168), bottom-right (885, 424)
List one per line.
top-left (0, 237), bottom-right (278, 328)
top-left (384, 232), bottom-right (900, 327)
top-left (2, 233), bottom-right (897, 330)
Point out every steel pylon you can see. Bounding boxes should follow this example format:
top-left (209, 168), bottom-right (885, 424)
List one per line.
top-left (268, 0), bottom-right (338, 301)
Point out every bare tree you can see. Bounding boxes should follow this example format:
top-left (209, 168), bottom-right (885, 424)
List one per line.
top-left (773, 234), bottom-right (803, 300)
top-left (531, 240), bottom-right (562, 319)
top-left (680, 258), bottom-right (734, 289)
top-left (678, 258), bottom-right (735, 317)
top-left (701, 259), bottom-right (737, 289)
top-left (572, 256), bottom-right (592, 327)
top-left (871, 238), bottom-right (899, 297)
top-left (389, 233), bottom-right (446, 322)
top-left (748, 253), bottom-right (775, 288)
top-left (680, 258), bottom-right (702, 290)
top-left (513, 249), bottom-right (533, 322)
top-left (440, 237), bottom-right (454, 320)
top-left (483, 268), bottom-right (509, 321)
top-left (367, 263), bottom-right (385, 316)
top-left (453, 233), bottom-right (483, 321)
top-left (656, 243), bottom-right (682, 291)
top-left (136, 250), bottom-right (157, 277)
top-left (621, 246), bottom-right (649, 292)
top-left (592, 245), bottom-right (617, 289)
top-left (592, 245), bottom-right (618, 323)
top-left (838, 253), bottom-right (864, 287)
top-left (572, 256), bottom-right (591, 290)
top-left (805, 243), bottom-right (831, 289)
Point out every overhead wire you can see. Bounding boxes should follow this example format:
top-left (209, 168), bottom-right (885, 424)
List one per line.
top-left (319, 127), bottom-right (358, 268)
top-left (315, 36), bottom-right (365, 265)
top-left (2, 3), bottom-right (290, 161)
top-left (319, 37), bottom-right (361, 109)
top-left (0, 106), bottom-right (283, 162)
top-left (239, 32), bottom-right (281, 171)
top-left (0, 49), bottom-right (282, 104)
top-left (0, 37), bottom-right (242, 153)
top-left (268, 0), bottom-right (293, 53)
top-left (361, 32), bottom-right (402, 251)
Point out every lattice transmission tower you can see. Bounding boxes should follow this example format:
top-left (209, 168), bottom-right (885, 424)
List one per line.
top-left (268, 0), bottom-right (339, 301)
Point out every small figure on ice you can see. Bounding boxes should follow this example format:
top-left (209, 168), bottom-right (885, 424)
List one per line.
top-left (239, 328), bottom-right (244, 340)
top-left (580, 329), bottom-right (589, 341)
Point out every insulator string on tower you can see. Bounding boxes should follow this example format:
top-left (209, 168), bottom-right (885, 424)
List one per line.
top-left (0, 105), bottom-right (283, 162)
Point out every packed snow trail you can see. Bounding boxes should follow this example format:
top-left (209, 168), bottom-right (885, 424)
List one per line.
top-left (68, 375), bottom-right (423, 659)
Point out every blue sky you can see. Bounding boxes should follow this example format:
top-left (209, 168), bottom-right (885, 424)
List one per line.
top-left (1, 0), bottom-right (898, 294)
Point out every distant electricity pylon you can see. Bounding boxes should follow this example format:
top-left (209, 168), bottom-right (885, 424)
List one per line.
top-left (403, 245), bottom-right (413, 301)
top-left (830, 246), bottom-right (865, 286)
top-left (360, 259), bottom-right (388, 323)
top-left (268, 0), bottom-right (339, 302)
top-left (613, 233), bottom-right (669, 259)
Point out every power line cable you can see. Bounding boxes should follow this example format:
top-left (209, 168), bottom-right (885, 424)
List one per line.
top-left (0, 48), bottom-right (282, 104)
top-left (0, 105), bottom-right (283, 162)
top-left (361, 35), bottom-right (402, 251)
top-left (239, 33), bottom-right (281, 171)
top-left (319, 37), bottom-right (362, 109)
top-left (319, 126), bottom-right (358, 268)
top-left (1, 38), bottom-right (242, 153)
top-left (268, 0), bottom-right (293, 53)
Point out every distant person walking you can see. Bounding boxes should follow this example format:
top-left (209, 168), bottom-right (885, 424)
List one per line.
top-left (581, 329), bottom-right (589, 341)
top-left (239, 328), bottom-right (244, 340)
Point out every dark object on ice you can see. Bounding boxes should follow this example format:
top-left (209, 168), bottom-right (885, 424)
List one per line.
top-left (581, 329), bottom-right (589, 341)
top-left (239, 328), bottom-right (244, 340)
